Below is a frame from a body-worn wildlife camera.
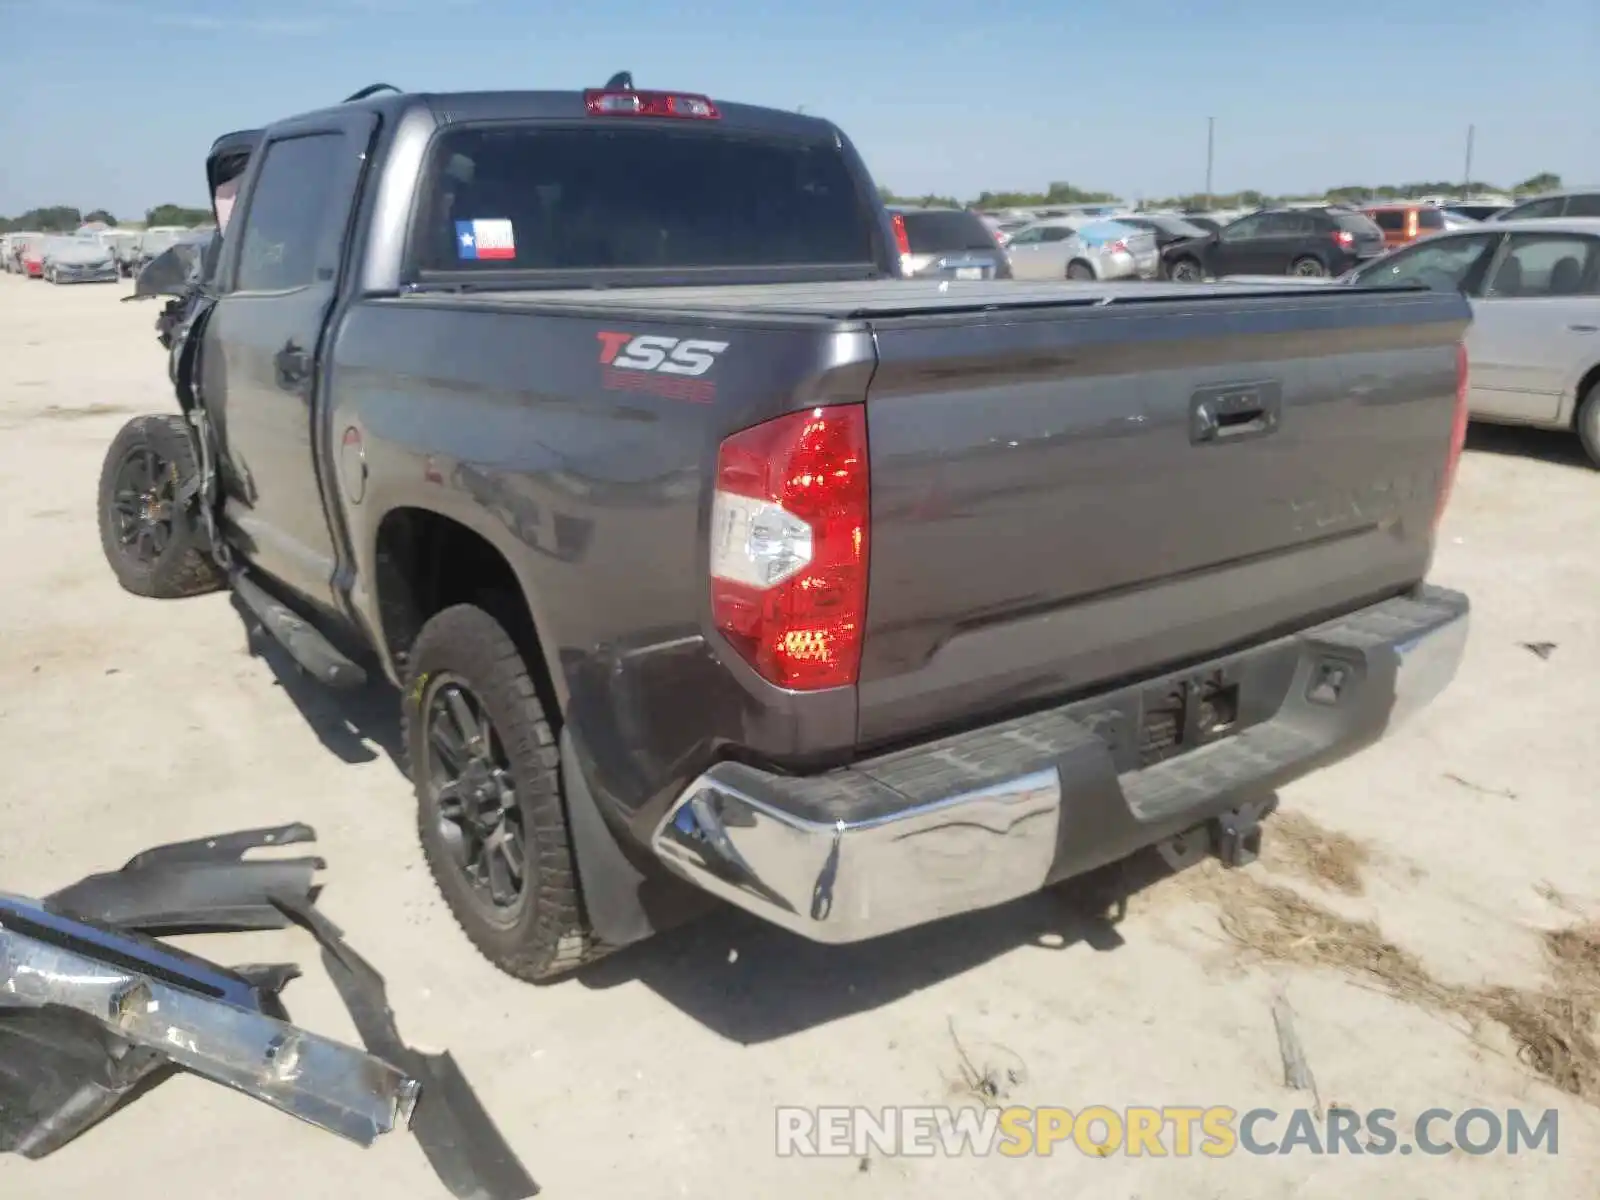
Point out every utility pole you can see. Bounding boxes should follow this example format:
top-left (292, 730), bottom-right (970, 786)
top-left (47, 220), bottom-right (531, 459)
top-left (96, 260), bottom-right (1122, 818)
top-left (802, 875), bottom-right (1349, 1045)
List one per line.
top-left (1204, 117), bottom-right (1215, 208)
top-left (1462, 124), bottom-right (1475, 198)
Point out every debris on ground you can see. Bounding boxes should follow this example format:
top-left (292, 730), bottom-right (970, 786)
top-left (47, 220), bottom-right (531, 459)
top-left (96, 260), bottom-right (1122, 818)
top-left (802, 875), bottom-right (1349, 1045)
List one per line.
top-left (0, 824), bottom-right (539, 1199)
top-left (1270, 992), bottom-right (1323, 1116)
top-left (1519, 641), bottom-right (1558, 660)
top-left (1444, 772), bottom-right (1518, 800)
top-left (946, 1017), bottom-right (1027, 1106)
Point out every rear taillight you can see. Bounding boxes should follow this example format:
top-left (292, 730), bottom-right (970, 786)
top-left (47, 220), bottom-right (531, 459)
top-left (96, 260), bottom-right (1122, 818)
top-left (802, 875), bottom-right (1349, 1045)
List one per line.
top-left (583, 89), bottom-right (719, 119)
top-left (1333, 230), bottom-right (1355, 248)
top-left (890, 213), bottom-right (913, 274)
top-left (1105, 239), bottom-right (1128, 255)
top-left (710, 405), bottom-right (870, 691)
top-left (1435, 342), bottom-right (1469, 529)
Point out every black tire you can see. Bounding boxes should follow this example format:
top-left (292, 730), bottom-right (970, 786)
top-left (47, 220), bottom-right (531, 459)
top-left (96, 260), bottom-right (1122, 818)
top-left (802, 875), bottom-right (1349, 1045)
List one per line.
top-left (1577, 380), bottom-right (1600, 468)
top-left (1066, 260), bottom-right (1096, 282)
top-left (1169, 257), bottom-right (1203, 283)
top-left (97, 414), bottom-right (225, 599)
top-left (1290, 256), bottom-right (1328, 278)
top-left (403, 604), bottom-right (597, 982)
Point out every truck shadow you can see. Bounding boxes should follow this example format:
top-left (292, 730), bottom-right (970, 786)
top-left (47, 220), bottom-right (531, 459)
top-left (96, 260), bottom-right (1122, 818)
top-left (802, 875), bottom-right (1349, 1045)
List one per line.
top-left (231, 597), bottom-right (407, 770)
top-left (1464, 423), bottom-right (1591, 469)
top-left (578, 848), bottom-right (1188, 1045)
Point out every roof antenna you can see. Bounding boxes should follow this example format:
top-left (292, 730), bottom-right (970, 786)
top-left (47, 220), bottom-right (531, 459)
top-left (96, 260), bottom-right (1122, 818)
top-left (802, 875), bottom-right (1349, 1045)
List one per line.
top-left (603, 71), bottom-right (634, 91)
top-left (343, 83), bottom-right (402, 102)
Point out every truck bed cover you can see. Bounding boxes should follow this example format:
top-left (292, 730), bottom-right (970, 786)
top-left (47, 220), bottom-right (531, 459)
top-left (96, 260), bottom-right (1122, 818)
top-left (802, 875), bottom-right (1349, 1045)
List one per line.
top-left (404, 278), bottom-right (1422, 322)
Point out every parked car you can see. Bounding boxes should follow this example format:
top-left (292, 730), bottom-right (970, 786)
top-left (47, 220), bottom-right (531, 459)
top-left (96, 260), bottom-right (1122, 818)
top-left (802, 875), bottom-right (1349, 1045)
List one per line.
top-left (1364, 203), bottom-right (1448, 248)
top-left (93, 79), bottom-right (1470, 983)
top-left (1163, 207), bottom-right (1387, 281)
top-left (887, 205), bottom-right (1011, 279)
top-left (42, 236), bottom-right (120, 283)
top-left (1494, 188), bottom-right (1600, 222)
top-left (1006, 217), bottom-right (1159, 280)
top-left (132, 226), bottom-right (189, 272)
top-left (1222, 217), bottom-right (1600, 465)
top-left (1111, 213), bottom-right (1217, 251)
top-left (1180, 214), bottom-right (1223, 235)
top-left (1446, 202), bottom-right (1510, 223)
top-left (17, 233), bottom-right (50, 278)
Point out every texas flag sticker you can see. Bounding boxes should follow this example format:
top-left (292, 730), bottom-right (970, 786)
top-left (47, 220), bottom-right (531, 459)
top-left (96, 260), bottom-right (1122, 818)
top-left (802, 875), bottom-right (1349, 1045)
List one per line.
top-left (455, 218), bottom-right (516, 261)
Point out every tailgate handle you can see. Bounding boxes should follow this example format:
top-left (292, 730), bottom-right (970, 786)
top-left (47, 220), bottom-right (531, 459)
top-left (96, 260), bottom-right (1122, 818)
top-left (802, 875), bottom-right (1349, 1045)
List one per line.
top-left (1191, 384), bottom-right (1280, 445)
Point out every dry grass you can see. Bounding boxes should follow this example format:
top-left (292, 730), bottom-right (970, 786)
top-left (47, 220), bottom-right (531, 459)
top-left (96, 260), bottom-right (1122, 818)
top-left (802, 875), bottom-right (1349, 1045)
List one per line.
top-left (1260, 810), bottom-right (1372, 896)
top-left (1204, 871), bottom-right (1600, 1104)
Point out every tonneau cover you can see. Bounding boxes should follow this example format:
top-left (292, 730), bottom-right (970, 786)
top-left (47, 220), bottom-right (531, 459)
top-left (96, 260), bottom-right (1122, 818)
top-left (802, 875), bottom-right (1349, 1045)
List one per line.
top-left (413, 278), bottom-right (1420, 320)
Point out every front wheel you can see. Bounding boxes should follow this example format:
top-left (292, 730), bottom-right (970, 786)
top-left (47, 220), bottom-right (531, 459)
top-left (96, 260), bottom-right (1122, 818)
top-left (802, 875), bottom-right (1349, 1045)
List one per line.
top-left (1290, 256), bottom-right (1328, 278)
top-left (1577, 380), bottom-right (1600, 468)
top-left (96, 414), bottom-right (225, 598)
top-left (1169, 257), bottom-right (1203, 283)
top-left (404, 604), bottom-right (597, 982)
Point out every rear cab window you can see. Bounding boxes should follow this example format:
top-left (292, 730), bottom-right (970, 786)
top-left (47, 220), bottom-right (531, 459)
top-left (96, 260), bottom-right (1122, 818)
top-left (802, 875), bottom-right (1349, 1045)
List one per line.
top-left (1417, 208), bottom-right (1445, 230)
top-left (1371, 210), bottom-right (1405, 232)
top-left (1332, 211), bottom-right (1384, 237)
top-left (897, 210), bottom-right (996, 253)
top-left (411, 123), bottom-right (879, 278)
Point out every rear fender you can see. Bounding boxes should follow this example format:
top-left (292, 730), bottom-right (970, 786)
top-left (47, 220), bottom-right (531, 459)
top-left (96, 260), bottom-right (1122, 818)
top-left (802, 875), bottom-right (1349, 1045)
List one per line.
top-left (355, 492), bottom-right (563, 703)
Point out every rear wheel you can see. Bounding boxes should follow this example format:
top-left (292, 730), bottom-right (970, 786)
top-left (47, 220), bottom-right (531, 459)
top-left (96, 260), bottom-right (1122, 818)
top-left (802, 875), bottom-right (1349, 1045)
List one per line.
top-left (1290, 256), bottom-right (1328, 278)
top-left (1169, 257), bottom-right (1203, 283)
top-left (1066, 260), bottom-right (1096, 282)
top-left (404, 603), bottom-right (597, 982)
top-left (1577, 381), bottom-right (1600, 468)
top-left (96, 414), bottom-right (224, 598)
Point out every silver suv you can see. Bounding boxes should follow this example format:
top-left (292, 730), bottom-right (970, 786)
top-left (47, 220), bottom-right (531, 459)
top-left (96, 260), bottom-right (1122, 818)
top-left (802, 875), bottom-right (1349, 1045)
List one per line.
top-left (1495, 188), bottom-right (1600, 221)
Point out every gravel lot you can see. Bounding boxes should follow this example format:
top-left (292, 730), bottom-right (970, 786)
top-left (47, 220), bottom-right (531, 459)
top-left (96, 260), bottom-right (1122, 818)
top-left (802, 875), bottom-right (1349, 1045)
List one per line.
top-left (2, 273), bottom-right (1597, 1198)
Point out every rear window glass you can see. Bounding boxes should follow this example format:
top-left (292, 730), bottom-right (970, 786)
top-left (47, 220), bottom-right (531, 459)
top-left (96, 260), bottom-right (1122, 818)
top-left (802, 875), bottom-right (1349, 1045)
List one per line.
top-left (1371, 210), bottom-right (1405, 231)
top-left (897, 210), bottom-right (996, 252)
top-left (415, 124), bottom-right (876, 273)
top-left (1417, 208), bottom-right (1445, 229)
top-left (1333, 211), bottom-right (1383, 236)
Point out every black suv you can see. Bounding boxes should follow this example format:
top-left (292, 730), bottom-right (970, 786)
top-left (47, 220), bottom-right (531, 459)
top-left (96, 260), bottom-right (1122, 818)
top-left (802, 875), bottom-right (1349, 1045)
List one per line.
top-left (1163, 207), bottom-right (1386, 281)
top-left (888, 205), bottom-right (1012, 280)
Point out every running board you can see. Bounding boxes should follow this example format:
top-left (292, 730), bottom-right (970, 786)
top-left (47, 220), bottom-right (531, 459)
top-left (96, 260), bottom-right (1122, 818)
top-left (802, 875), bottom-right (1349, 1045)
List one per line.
top-left (231, 570), bottom-right (367, 689)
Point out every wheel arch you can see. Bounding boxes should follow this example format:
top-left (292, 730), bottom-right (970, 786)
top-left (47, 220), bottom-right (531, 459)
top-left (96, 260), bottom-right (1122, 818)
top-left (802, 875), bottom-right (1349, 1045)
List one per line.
top-left (368, 503), bottom-right (564, 723)
top-left (1566, 359), bottom-right (1600, 428)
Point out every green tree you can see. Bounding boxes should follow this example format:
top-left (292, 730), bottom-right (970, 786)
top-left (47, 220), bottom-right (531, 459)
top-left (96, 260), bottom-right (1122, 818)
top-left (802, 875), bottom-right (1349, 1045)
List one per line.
top-left (145, 203), bottom-right (212, 227)
top-left (1513, 172), bottom-right (1561, 196)
top-left (83, 209), bottom-right (118, 226)
top-left (2, 205), bottom-right (83, 232)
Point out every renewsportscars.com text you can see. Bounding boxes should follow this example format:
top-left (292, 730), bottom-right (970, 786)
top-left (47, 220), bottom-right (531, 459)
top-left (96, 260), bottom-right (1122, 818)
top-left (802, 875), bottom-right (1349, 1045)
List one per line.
top-left (776, 1105), bottom-right (1560, 1158)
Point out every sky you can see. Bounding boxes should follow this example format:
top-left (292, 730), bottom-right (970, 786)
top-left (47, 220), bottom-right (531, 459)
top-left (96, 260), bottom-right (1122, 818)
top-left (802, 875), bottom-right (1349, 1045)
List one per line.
top-left (0, 0), bottom-right (1595, 218)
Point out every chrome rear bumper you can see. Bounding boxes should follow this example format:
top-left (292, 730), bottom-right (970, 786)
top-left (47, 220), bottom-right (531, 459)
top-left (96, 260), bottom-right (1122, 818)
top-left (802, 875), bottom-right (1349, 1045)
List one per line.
top-left (652, 586), bottom-right (1469, 944)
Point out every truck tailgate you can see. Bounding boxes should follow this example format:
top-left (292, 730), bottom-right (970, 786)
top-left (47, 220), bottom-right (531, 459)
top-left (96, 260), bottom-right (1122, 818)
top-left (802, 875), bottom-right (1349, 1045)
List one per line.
top-left (857, 285), bottom-right (1469, 747)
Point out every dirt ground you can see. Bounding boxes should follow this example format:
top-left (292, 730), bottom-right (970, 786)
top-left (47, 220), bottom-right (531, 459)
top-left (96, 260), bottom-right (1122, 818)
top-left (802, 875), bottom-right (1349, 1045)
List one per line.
top-left (2, 274), bottom-right (1597, 1198)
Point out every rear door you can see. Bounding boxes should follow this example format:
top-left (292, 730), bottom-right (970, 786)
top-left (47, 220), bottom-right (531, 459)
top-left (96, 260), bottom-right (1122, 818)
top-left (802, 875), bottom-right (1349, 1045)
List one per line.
top-left (1209, 213), bottom-right (1271, 275)
top-left (202, 110), bottom-right (376, 609)
top-left (1467, 230), bottom-right (1600, 423)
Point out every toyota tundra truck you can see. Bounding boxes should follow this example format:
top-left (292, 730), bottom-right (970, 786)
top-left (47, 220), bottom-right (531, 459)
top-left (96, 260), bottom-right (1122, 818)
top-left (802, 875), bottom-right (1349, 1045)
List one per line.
top-left (97, 77), bottom-right (1472, 982)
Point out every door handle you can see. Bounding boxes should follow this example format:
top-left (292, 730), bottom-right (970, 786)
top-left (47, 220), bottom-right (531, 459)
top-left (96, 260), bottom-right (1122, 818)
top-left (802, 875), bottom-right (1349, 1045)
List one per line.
top-left (1568, 324), bottom-right (1598, 333)
top-left (274, 342), bottom-right (311, 388)
top-left (1191, 383), bottom-right (1281, 445)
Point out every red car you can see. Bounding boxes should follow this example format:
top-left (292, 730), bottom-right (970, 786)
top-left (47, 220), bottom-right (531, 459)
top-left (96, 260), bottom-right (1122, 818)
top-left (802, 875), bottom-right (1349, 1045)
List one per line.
top-left (20, 237), bottom-right (47, 278)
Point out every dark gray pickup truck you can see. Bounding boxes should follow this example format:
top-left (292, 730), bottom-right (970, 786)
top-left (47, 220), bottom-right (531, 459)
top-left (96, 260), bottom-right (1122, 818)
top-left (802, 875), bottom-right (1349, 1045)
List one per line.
top-left (97, 78), bottom-right (1473, 982)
